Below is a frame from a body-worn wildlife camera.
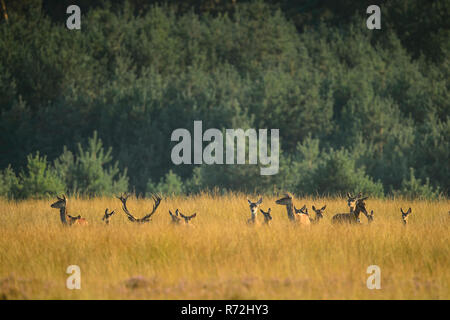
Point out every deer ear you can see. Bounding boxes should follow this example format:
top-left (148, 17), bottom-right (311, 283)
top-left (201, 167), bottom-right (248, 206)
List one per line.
top-left (400, 208), bottom-right (405, 214)
top-left (247, 199), bottom-right (252, 205)
top-left (312, 205), bottom-right (316, 211)
top-left (257, 197), bottom-right (263, 205)
top-left (347, 192), bottom-right (352, 199)
top-left (407, 208), bottom-right (411, 214)
top-left (301, 204), bottom-right (306, 211)
top-left (268, 208), bottom-right (271, 213)
top-left (321, 205), bottom-right (327, 211)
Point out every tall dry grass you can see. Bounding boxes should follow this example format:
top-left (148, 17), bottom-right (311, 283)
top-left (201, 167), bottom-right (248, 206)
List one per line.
top-left (0, 194), bottom-right (448, 299)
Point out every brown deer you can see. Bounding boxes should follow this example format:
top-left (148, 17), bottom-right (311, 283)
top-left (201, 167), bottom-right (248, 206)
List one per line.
top-left (401, 208), bottom-right (412, 225)
top-left (50, 195), bottom-right (88, 226)
top-left (169, 209), bottom-right (196, 226)
top-left (331, 193), bottom-right (369, 224)
top-left (169, 209), bottom-right (181, 224)
top-left (117, 193), bottom-right (161, 223)
top-left (179, 211), bottom-right (197, 225)
top-left (293, 204), bottom-right (312, 226)
top-left (259, 208), bottom-right (273, 225)
top-left (247, 198), bottom-right (263, 225)
top-left (275, 193), bottom-right (295, 221)
top-left (311, 205), bottom-right (327, 224)
top-left (275, 193), bottom-right (310, 225)
top-left (102, 209), bottom-right (115, 225)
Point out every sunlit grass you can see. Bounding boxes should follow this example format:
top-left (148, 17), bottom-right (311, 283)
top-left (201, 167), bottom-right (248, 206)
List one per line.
top-left (0, 194), bottom-right (448, 299)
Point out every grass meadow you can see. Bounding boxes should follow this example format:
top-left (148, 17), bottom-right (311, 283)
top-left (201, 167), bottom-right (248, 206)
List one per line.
top-left (0, 194), bottom-right (448, 300)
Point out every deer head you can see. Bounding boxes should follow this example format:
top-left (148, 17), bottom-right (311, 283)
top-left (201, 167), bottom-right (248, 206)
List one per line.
top-left (247, 197), bottom-right (263, 216)
top-left (51, 194), bottom-right (67, 209)
top-left (260, 208), bottom-right (272, 224)
top-left (401, 208), bottom-right (412, 225)
top-left (312, 205), bottom-right (326, 221)
top-left (294, 204), bottom-right (308, 215)
top-left (169, 209), bottom-right (181, 224)
top-left (275, 193), bottom-right (293, 206)
top-left (102, 209), bottom-right (115, 225)
top-left (179, 211), bottom-right (197, 224)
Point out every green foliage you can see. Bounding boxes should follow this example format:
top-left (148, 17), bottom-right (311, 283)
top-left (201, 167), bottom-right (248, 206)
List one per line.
top-left (16, 152), bottom-right (66, 199)
top-left (0, 1), bottom-right (448, 198)
top-left (147, 170), bottom-right (184, 196)
top-left (395, 168), bottom-right (441, 200)
top-left (54, 132), bottom-right (129, 197)
top-left (305, 148), bottom-right (384, 197)
top-left (0, 165), bottom-right (20, 199)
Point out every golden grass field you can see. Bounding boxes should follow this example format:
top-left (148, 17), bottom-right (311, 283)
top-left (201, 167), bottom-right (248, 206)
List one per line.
top-left (0, 194), bottom-right (448, 300)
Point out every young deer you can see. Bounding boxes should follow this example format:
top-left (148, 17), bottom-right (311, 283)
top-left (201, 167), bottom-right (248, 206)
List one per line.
top-left (169, 209), bottom-right (181, 224)
top-left (179, 211), bottom-right (197, 225)
top-left (401, 208), bottom-right (412, 225)
top-left (293, 204), bottom-right (312, 226)
top-left (51, 195), bottom-right (88, 226)
top-left (311, 205), bottom-right (327, 224)
top-left (247, 198), bottom-right (263, 225)
top-left (275, 193), bottom-right (310, 225)
top-left (331, 193), bottom-right (369, 224)
top-left (102, 209), bottom-right (115, 225)
top-left (259, 208), bottom-right (273, 225)
top-left (170, 209), bottom-right (197, 226)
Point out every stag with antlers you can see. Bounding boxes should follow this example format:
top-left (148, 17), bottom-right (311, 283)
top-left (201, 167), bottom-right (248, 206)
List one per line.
top-left (116, 193), bottom-right (162, 223)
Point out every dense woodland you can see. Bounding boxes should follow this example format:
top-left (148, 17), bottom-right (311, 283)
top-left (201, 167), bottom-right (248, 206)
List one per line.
top-left (0, 0), bottom-right (448, 199)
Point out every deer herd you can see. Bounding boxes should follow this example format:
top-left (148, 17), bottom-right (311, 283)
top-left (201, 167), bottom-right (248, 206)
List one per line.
top-left (50, 192), bottom-right (414, 227)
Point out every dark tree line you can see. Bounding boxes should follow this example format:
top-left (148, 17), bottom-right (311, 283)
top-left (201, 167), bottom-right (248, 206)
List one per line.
top-left (0, 0), bottom-right (448, 199)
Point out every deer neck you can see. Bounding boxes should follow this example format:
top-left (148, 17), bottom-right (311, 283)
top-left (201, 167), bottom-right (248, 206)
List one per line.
top-left (59, 206), bottom-right (68, 225)
top-left (250, 211), bottom-right (257, 222)
top-left (286, 202), bottom-right (295, 221)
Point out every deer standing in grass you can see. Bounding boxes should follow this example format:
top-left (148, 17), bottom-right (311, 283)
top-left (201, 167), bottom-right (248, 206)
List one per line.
top-left (401, 208), bottom-right (412, 225)
top-left (117, 193), bottom-right (161, 223)
top-left (50, 195), bottom-right (88, 226)
top-left (247, 198), bottom-right (263, 225)
top-left (331, 193), bottom-right (369, 224)
top-left (276, 193), bottom-right (310, 226)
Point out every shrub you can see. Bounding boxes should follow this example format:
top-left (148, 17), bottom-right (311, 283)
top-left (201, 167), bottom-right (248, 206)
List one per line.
top-left (17, 152), bottom-right (66, 199)
top-left (147, 170), bottom-right (184, 196)
top-left (54, 131), bottom-right (129, 197)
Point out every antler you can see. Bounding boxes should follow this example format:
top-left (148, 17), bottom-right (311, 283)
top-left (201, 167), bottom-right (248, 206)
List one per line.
top-left (117, 193), bottom-right (162, 223)
top-left (116, 193), bottom-right (138, 222)
top-left (138, 193), bottom-right (162, 222)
